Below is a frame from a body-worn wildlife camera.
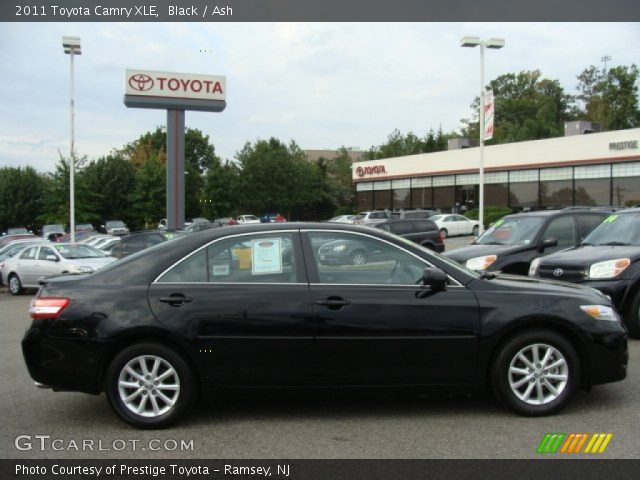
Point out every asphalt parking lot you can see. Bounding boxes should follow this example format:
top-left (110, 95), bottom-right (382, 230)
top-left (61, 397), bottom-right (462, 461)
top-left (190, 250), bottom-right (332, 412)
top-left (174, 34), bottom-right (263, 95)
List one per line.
top-left (1, 234), bottom-right (637, 459)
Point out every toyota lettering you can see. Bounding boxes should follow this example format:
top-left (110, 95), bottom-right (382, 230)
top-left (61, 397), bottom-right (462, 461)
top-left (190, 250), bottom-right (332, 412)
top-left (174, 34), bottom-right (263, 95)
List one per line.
top-left (125, 69), bottom-right (226, 101)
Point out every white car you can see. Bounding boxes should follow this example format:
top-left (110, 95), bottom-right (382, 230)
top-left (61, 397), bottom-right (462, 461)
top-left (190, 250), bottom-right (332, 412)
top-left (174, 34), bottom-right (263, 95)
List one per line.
top-left (3, 243), bottom-right (117, 295)
top-left (236, 215), bottom-right (261, 224)
top-left (328, 215), bottom-right (356, 224)
top-left (429, 214), bottom-right (480, 238)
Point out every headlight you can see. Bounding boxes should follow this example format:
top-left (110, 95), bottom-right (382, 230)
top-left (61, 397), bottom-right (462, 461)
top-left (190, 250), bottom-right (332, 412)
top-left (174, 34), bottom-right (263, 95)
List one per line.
top-left (580, 305), bottom-right (619, 322)
top-left (528, 258), bottom-right (541, 277)
top-left (588, 258), bottom-right (630, 279)
top-left (465, 255), bottom-right (497, 271)
top-left (332, 245), bottom-right (347, 252)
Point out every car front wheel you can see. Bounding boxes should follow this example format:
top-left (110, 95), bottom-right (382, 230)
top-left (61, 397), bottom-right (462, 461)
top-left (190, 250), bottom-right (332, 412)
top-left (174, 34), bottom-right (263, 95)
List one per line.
top-left (491, 330), bottom-right (579, 416)
top-left (8, 274), bottom-right (23, 295)
top-left (106, 343), bottom-right (196, 429)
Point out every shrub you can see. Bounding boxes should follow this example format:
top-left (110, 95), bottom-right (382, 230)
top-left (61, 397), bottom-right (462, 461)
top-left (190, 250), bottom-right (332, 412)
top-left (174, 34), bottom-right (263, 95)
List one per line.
top-left (465, 206), bottom-right (512, 228)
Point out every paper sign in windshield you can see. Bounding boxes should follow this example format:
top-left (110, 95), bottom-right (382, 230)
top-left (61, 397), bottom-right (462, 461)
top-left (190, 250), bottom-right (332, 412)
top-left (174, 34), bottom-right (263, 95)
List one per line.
top-left (251, 238), bottom-right (283, 275)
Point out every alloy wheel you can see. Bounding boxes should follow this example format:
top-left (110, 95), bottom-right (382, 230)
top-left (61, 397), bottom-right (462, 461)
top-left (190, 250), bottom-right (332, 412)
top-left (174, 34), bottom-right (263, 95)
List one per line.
top-left (507, 343), bottom-right (568, 406)
top-left (9, 275), bottom-right (21, 295)
top-left (117, 355), bottom-right (180, 418)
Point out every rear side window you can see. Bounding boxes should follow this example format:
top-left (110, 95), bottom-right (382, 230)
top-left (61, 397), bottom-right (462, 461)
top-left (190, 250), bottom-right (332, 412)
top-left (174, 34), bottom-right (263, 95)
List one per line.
top-left (158, 232), bottom-right (298, 284)
top-left (543, 216), bottom-right (577, 247)
top-left (390, 221), bottom-right (413, 235)
top-left (20, 247), bottom-right (38, 260)
top-left (405, 211), bottom-right (428, 219)
top-left (414, 220), bottom-right (435, 232)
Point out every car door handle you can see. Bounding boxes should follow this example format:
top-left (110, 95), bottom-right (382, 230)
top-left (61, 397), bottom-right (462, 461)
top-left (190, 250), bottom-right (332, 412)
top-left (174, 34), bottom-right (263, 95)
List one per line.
top-left (316, 297), bottom-right (351, 310)
top-left (159, 294), bottom-right (193, 306)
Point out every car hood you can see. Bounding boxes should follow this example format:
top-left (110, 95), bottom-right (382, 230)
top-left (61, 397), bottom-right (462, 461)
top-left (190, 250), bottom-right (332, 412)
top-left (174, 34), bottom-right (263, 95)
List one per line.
top-left (539, 245), bottom-right (640, 266)
top-left (475, 273), bottom-right (610, 304)
top-left (444, 243), bottom-right (526, 262)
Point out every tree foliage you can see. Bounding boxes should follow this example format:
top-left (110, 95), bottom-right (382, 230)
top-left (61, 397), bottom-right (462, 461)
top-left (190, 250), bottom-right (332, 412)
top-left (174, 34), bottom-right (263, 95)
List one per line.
top-left (368, 127), bottom-right (449, 159)
top-left (0, 166), bottom-right (46, 233)
top-left (576, 64), bottom-right (640, 130)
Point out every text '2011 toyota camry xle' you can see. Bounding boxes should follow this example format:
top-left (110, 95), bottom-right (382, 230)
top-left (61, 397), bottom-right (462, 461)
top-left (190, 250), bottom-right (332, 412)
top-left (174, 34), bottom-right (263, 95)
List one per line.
top-left (22, 223), bottom-right (628, 428)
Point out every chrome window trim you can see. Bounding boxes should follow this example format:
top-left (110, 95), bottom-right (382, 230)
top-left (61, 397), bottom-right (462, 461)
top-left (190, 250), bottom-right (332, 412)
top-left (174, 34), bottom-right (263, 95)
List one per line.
top-left (152, 229), bottom-right (300, 284)
top-left (152, 227), bottom-right (465, 288)
top-left (301, 228), bottom-right (463, 287)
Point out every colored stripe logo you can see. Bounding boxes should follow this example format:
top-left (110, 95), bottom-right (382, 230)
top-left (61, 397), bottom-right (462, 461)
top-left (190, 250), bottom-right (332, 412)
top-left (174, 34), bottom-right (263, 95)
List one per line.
top-left (537, 433), bottom-right (613, 454)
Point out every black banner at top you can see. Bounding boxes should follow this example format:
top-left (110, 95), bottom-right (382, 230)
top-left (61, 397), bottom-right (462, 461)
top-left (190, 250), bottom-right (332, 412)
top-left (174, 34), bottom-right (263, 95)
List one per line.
top-left (3, 0), bottom-right (640, 22)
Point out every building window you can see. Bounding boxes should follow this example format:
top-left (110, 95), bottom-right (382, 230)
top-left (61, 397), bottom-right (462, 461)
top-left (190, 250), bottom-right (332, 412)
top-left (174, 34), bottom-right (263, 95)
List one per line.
top-left (374, 190), bottom-right (392, 210)
top-left (509, 169), bottom-right (539, 209)
top-left (455, 184), bottom-right (478, 212)
top-left (575, 178), bottom-right (611, 206)
top-left (612, 178), bottom-right (640, 207)
top-left (540, 180), bottom-right (573, 208)
top-left (356, 191), bottom-right (373, 211)
top-left (411, 188), bottom-right (433, 208)
top-left (433, 186), bottom-right (455, 211)
top-left (485, 183), bottom-right (510, 207)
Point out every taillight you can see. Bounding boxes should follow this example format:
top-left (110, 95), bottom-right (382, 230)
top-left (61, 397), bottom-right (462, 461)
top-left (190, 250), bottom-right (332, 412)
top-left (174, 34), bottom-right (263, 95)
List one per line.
top-left (438, 231), bottom-right (445, 242)
top-left (29, 297), bottom-right (70, 320)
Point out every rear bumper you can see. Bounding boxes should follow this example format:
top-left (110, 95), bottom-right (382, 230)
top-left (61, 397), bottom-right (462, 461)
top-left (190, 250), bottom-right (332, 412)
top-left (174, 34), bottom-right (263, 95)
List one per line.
top-left (432, 244), bottom-right (445, 253)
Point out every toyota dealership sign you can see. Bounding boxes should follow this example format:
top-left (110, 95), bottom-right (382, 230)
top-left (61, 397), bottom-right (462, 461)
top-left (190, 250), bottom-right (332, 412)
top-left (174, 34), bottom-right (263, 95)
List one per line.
top-left (124, 69), bottom-right (226, 112)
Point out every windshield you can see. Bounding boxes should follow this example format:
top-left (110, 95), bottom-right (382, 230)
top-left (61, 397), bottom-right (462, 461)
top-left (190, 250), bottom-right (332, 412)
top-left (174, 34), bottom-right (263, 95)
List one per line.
top-left (54, 244), bottom-right (106, 259)
top-left (7, 228), bottom-right (29, 234)
top-left (583, 212), bottom-right (640, 246)
top-left (106, 221), bottom-right (125, 228)
top-left (474, 216), bottom-right (545, 246)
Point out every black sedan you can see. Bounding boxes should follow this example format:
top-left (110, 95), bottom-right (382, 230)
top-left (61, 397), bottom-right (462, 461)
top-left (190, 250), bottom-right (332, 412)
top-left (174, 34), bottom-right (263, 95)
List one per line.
top-left (22, 223), bottom-right (627, 428)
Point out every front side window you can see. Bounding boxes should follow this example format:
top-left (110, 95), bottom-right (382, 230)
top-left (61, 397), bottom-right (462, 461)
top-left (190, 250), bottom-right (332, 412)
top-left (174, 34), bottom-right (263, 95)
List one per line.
top-left (158, 232), bottom-right (298, 284)
top-left (308, 232), bottom-right (426, 285)
top-left (543, 216), bottom-right (577, 247)
top-left (38, 247), bottom-right (57, 261)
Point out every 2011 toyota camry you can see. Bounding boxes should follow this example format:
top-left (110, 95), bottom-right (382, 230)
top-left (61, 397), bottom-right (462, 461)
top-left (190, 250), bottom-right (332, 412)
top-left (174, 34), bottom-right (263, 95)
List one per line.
top-left (22, 223), bottom-right (628, 428)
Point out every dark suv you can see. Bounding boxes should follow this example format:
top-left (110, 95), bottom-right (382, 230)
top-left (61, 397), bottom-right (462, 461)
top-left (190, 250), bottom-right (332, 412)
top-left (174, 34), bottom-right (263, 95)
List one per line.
top-left (444, 208), bottom-right (612, 275)
top-left (531, 208), bottom-right (640, 338)
top-left (375, 219), bottom-right (444, 252)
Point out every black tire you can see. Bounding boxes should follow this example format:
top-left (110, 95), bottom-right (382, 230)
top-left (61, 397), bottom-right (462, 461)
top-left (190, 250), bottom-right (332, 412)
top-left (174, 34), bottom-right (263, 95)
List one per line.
top-left (624, 291), bottom-right (640, 339)
top-left (439, 228), bottom-right (448, 239)
top-left (8, 273), bottom-right (23, 296)
top-left (490, 329), bottom-right (580, 416)
top-left (350, 249), bottom-right (367, 266)
top-left (105, 343), bottom-right (197, 429)
top-left (472, 225), bottom-right (479, 236)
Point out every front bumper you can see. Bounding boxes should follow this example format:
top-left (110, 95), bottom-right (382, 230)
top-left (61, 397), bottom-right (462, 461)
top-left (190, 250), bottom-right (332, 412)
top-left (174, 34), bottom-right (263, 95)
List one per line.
top-left (586, 325), bottom-right (628, 387)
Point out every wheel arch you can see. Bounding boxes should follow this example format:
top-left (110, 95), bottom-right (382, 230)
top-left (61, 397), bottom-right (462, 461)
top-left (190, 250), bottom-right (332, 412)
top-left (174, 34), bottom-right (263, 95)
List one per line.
top-left (98, 329), bottom-right (203, 394)
top-left (483, 317), bottom-right (591, 390)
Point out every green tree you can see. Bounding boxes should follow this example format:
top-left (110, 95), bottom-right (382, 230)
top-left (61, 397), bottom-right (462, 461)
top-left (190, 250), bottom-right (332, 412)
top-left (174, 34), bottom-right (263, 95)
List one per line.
top-left (80, 154), bottom-right (136, 226)
top-left (461, 70), bottom-right (574, 143)
top-left (576, 64), bottom-right (640, 130)
top-left (236, 138), bottom-right (318, 219)
top-left (369, 127), bottom-right (452, 159)
top-left (202, 160), bottom-right (241, 219)
top-left (129, 154), bottom-right (166, 230)
top-left (0, 166), bottom-right (46, 233)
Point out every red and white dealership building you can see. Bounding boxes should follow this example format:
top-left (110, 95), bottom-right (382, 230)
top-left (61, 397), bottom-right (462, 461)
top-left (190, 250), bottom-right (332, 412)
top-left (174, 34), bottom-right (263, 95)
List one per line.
top-left (352, 125), bottom-right (640, 213)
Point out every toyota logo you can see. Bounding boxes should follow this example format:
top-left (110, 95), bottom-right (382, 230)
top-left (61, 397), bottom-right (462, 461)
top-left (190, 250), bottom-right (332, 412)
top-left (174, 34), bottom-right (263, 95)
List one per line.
top-left (553, 268), bottom-right (564, 278)
top-left (356, 166), bottom-right (365, 177)
top-left (128, 74), bottom-right (154, 92)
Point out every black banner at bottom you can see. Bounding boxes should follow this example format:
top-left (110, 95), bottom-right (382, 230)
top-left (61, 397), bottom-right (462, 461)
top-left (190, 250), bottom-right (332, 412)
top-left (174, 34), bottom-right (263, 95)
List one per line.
top-left (2, 459), bottom-right (640, 480)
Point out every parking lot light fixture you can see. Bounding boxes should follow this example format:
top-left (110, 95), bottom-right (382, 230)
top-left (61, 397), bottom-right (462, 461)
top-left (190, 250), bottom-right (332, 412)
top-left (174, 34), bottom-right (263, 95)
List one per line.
top-left (461, 35), bottom-right (505, 235)
top-left (63, 36), bottom-right (81, 243)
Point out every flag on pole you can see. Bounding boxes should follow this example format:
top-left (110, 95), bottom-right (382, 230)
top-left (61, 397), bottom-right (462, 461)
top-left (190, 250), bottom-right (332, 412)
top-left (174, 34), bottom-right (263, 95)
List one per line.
top-left (484, 89), bottom-right (494, 141)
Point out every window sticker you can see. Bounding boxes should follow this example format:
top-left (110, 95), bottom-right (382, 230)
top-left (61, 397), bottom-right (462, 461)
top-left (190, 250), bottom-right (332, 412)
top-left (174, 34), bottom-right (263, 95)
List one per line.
top-left (212, 264), bottom-right (230, 276)
top-left (603, 214), bottom-right (618, 224)
top-left (251, 238), bottom-right (283, 275)
top-left (493, 219), bottom-right (505, 228)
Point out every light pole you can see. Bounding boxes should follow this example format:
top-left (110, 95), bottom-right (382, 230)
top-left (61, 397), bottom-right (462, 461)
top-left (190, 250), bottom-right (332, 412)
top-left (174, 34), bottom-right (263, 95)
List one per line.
top-left (63, 36), bottom-right (81, 243)
top-left (461, 36), bottom-right (504, 235)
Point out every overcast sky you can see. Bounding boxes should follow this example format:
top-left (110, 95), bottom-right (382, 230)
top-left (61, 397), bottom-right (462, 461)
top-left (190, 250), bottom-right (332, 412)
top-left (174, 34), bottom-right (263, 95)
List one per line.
top-left (0, 22), bottom-right (638, 172)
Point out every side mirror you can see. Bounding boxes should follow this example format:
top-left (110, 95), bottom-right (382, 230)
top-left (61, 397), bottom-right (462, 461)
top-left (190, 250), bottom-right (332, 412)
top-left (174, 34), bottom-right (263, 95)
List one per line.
top-left (422, 267), bottom-right (448, 291)
top-left (539, 238), bottom-right (558, 252)
top-left (46, 255), bottom-right (58, 262)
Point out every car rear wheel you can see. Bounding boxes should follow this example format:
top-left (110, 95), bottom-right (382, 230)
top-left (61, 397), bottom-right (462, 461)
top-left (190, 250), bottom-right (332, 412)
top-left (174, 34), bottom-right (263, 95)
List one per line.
top-left (8, 274), bottom-right (23, 295)
top-left (106, 343), bottom-right (196, 429)
top-left (624, 291), bottom-right (640, 339)
top-left (439, 228), bottom-right (448, 239)
top-left (491, 330), bottom-right (579, 416)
